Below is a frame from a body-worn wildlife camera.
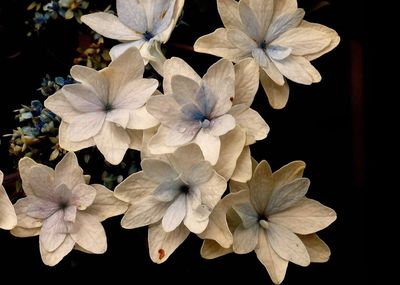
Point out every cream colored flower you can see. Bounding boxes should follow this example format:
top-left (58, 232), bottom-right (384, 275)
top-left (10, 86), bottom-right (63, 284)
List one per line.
top-left (194, 0), bottom-right (340, 109)
top-left (0, 170), bottom-right (17, 230)
top-left (200, 160), bottom-right (336, 284)
top-left (81, 0), bottom-right (185, 75)
top-left (114, 144), bottom-right (226, 263)
top-left (11, 152), bottom-right (128, 266)
top-left (146, 57), bottom-right (269, 165)
top-left (45, 47), bottom-right (159, 165)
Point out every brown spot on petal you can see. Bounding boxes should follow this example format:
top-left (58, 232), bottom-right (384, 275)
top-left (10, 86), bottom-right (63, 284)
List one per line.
top-left (158, 249), bottom-right (165, 260)
top-left (161, 10), bottom-right (167, 20)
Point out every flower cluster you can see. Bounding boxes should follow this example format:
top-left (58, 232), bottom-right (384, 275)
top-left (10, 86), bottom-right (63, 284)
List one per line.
top-left (1, 1), bottom-right (339, 283)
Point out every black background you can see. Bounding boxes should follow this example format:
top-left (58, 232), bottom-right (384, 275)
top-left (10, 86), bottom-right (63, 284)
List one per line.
top-left (0, 0), bottom-right (368, 283)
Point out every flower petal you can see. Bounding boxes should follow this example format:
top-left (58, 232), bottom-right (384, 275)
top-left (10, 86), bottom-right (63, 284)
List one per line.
top-left (146, 94), bottom-right (181, 125)
top-left (233, 223), bottom-right (259, 254)
top-left (141, 159), bottom-right (178, 183)
top-left (272, 160), bottom-right (306, 189)
top-left (226, 28), bottom-right (257, 53)
top-left (272, 0), bottom-right (298, 20)
top-left (230, 105), bottom-right (269, 144)
top-left (147, 125), bottom-right (179, 155)
top-left (54, 152), bottom-right (85, 190)
top-left (265, 9), bottom-right (305, 43)
top-left (249, 160), bottom-right (274, 214)
top-left (70, 65), bottom-right (109, 103)
top-left (199, 190), bottom-right (249, 248)
top-left (233, 202), bottom-right (258, 228)
top-left (62, 84), bottom-right (104, 112)
top-left (238, 0), bottom-right (262, 42)
top-left (301, 21), bottom-right (340, 61)
top-left (252, 49), bottom-right (285, 86)
top-left (70, 212), bottom-right (107, 254)
top-left (39, 235), bottom-right (75, 266)
top-left (59, 121), bottom-right (96, 152)
top-left (194, 129), bottom-right (221, 165)
top-left (106, 109), bottom-right (130, 129)
top-left (269, 198), bottom-right (336, 234)
top-left (272, 55), bottom-right (321, 84)
top-left (141, 41), bottom-right (166, 75)
top-left (217, 0), bottom-right (242, 29)
top-left (230, 146), bottom-right (252, 182)
top-left (153, 178), bottom-right (182, 202)
top-left (272, 27), bottom-right (331, 56)
top-left (11, 226), bottom-right (41, 237)
top-left (71, 183), bottom-right (96, 210)
top-left (121, 195), bottom-right (169, 229)
top-left (203, 59), bottom-right (235, 118)
top-left (267, 45), bottom-right (292, 61)
top-left (196, 171), bottom-right (227, 209)
top-left (267, 177), bottom-right (310, 215)
top-left (67, 111), bottom-right (106, 142)
top-left (267, 222), bottom-right (310, 266)
top-left (148, 222), bottom-right (190, 263)
top-left (39, 210), bottom-right (68, 252)
top-left (162, 193), bottom-right (186, 232)
top-left (0, 184), bottom-right (17, 230)
top-left (200, 239), bottom-right (233, 259)
top-left (94, 121), bottom-right (130, 165)
top-left (156, 0), bottom-right (185, 43)
top-left (27, 197), bottom-right (59, 220)
top-left (12, 196), bottom-right (43, 229)
top-left (184, 203), bottom-right (211, 234)
top-left (167, 144), bottom-right (205, 179)
top-left (114, 171), bottom-right (157, 203)
top-left (163, 57), bottom-right (202, 96)
top-left (298, 233), bottom-right (331, 263)
top-left (214, 126), bottom-right (246, 180)
top-left (29, 165), bottom-right (55, 201)
top-left (255, 228), bottom-right (289, 284)
top-left (142, 0), bottom-right (174, 34)
top-left (127, 105), bottom-right (159, 130)
top-left (194, 28), bottom-right (248, 61)
top-left (233, 58), bottom-right (259, 107)
top-left (127, 129), bottom-right (144, 150)
top-left (170, 75), bottom-right (202, 108)
top-left (85, 184), bottom-right (128, 221)
top-left (112, 78), bottom-right (158, 110)
top-left (44, 91), bottom-right (80, 123)
top-left (208, 114), bottom-right (236, 137)
top-left (18, 157), bottom-right (38, 196)
top-left (259, 69), bottom-right (289, 109)
top-left (81, 12), bottom-right (141, 40)
top-left (241, 0), bottom-right (274, 39)
top-left (116, 0), bottom-right (147, 33)
top-left (102, 47), bottom-right (146, 100)
top-left (109, 40), bottom-right (146, 61)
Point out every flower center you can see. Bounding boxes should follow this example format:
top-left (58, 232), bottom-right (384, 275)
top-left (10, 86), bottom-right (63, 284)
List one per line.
top-left (259, 219), bottom-right (269, 229)
top-left (259, 40), bottom-right (267, 50)
top-left (59, 201), bottom-right (69, 210)
top-left (179, 184), bottom-right (190, 194)
top-left (200, 118), bottom-right (211, 128)
top-left (143, 31), bottom-right (154, 41)
top-left (104, 103), bottom-right (113, 112)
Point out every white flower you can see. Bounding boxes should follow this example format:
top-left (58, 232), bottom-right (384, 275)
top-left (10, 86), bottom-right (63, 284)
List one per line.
top-left (200, 160), bottom-right (336, 284)
top-left (81, 0), bottom-right (185, 75)
top-left (146, 57), bottom-right (269, 165)
top-left (194, 0), bottom-right (340, 109)
top-left (114, 144), bottom-right (226, 263)
top-left (45, 47), bottom-right (159, 165)
top-left (0, 170), bottom-right (17, 230)
top-left (11, 152), bottom-right (128, 266)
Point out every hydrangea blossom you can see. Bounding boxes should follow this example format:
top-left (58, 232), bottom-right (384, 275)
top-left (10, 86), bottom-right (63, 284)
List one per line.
top-left (146, 57), bottom-right (269, 165)
top-left (81, 0), bottom-right (185, 74)
top-left (0, 171), bottom-right (17, 230)
top-left (194, 0), bottom-right (340, 109)
top-left (11, 152), bottom-right (128, 266)
top-left (114, 144), bottom-right (226, 263)
top-left (200, 160), bottom-right (336, 284)
top-left (45, 47), bottom-right (159, 165)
